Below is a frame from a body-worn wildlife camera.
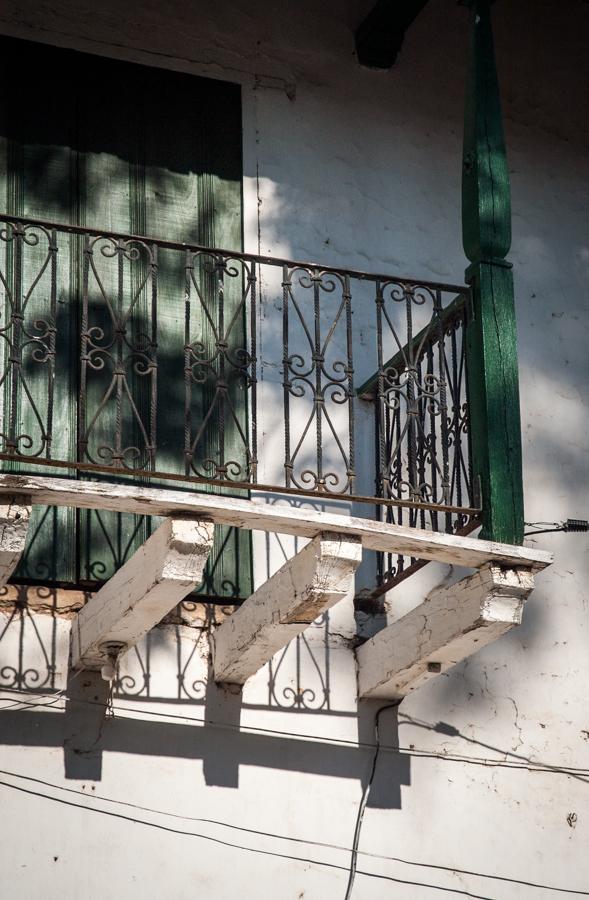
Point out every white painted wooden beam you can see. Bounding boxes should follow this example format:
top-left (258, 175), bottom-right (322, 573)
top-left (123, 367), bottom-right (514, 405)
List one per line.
top-left (0, 495), bottom-right (31, 588)
top-left (71, 517), bottom-right (214, 670)
top-left (212, 533), bottom-right (362, 684)
top-left (357, 564), bottom-right (535, 699)
top-left (0, 474), bottom-right (553, 571)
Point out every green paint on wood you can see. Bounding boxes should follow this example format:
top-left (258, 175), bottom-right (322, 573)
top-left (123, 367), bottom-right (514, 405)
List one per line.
top-left (0, 40), bottom-right (80, 583)
top-left (461, 1), bottom-right (524, 544)
top-left (0, 36), bottom-right (251, 597)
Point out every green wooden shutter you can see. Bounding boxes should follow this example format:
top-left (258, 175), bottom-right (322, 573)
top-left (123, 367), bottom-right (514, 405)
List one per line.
top-left (0, 37), bottom-right (251, 599)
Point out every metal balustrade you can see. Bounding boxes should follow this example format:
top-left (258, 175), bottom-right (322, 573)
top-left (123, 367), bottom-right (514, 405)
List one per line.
top-left (0, 213), bottom-right (477, 593)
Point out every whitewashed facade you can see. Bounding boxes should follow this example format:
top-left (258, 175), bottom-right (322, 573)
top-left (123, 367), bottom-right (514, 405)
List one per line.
top-left (0, 2), bottom-right (588, 898)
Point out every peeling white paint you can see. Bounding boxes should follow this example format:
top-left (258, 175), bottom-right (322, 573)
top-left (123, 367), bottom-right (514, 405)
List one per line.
top-left (0, 1), bottom-right (588, 898)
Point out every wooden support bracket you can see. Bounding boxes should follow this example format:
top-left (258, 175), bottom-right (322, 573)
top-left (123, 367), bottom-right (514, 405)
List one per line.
top-left (355, 0), bottom-right (429, 69)
top-left (71, 516), bottom-right (214, 670)
top-left (212, 533), bottom-right (362, 684)
top-left (0, 495), bottom-right (31, 588)
top-left (357, 564), bottom-right (535, 699)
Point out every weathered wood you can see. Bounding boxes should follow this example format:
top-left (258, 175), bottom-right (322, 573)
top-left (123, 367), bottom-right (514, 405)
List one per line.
top-left (0, 496), bottom-right (31, 588)
top-left (0, 584), bottom-right (87, 617)
top-left (462, 0), bottom-right (524, 544)
top-left (0, 583), bottom-right (236, 626)
top-left (212, 534), bottom-right (362, 684)
top-left (355, 0), bottom-right (429, 69)
top-left (71, 517), bottom-right (214, 670)
top-left (357, 564), bottom-right (534, 699)
top-left (0, 474), bottom-right (553, 570)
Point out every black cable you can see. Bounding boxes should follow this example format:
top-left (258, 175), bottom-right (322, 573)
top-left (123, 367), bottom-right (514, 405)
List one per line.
top-left (344, 702), bottom-right (400, 900)
top-left (4, 687), bottom-right (589, 777)
top-left (524, 528), bottom-right (564, 536)
top-left (524, 518), bottom-right (589, 537)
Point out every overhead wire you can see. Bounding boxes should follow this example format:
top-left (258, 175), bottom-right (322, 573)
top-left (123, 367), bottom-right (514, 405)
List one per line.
top-left (1, 764), bottom-right (588, 897)
top-left (1, 765), bottom-right (587, 896)
top-left (2, 686), bottom-right (589, 777)
top-left (3, 688), bottom-right (589, 896)
top-left (524, 518), bottom-right (589, 537)
top-left (344, 702), bottom-right (400, 900)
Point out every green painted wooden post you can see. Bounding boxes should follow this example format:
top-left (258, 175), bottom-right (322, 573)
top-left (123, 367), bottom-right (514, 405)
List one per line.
top-left (462, 0), bottom-right (524, 544)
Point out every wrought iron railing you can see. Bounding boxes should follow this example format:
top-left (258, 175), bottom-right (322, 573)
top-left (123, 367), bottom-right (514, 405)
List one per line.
top-left (0, 213), bottom-right (477, 592)
top-left (358, 294), bottom-right (475, 597)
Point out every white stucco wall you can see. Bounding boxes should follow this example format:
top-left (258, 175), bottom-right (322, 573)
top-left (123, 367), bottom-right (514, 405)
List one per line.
top-left (1, 1), bottom-right (588, 898)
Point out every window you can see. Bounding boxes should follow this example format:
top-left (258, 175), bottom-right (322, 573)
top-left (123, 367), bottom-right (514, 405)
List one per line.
top-left (0, 36), bottom-right (251, 599)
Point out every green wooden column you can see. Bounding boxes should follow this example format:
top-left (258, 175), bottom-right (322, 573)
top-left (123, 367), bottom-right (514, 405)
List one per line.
top-left (462, 0), bottom-right (524, 544)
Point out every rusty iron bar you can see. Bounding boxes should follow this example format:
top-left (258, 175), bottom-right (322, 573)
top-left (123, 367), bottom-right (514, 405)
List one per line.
top-left (0, 212), bottom-right (475, 592)
top-left (0, 212), bottom-right (468, 293)
top-left (0, 453), bottom-right (480, 517)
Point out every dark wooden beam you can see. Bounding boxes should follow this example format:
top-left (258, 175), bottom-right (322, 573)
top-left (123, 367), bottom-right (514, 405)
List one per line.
top-left (355, 0), bottom-right (429, 69)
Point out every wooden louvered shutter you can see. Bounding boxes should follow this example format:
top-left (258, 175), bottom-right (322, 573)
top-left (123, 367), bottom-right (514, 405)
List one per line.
top-left (0, 37), bottom-right (251, 599)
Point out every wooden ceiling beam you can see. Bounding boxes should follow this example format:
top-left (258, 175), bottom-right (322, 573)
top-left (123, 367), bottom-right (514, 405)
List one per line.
top-left (355, 0), bottom-right (429, 69)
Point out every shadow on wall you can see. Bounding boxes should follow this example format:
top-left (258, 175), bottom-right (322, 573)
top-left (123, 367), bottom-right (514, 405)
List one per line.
top-left (0, 591), bottom-right (409, 806)
top-left (0, 667), bottom-right (410, 812)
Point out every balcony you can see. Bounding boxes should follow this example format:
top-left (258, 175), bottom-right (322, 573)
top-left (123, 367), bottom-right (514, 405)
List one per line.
top-left (0, 213), bottom-right (551, 698)
top-left (0, 214), bottom-right (475, 575)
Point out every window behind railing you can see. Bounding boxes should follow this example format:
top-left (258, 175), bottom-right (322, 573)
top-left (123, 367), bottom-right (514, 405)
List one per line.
top-left (0, 35), bottom-right (247, 597)
top-left (0, 213), bottom-right (477, 597)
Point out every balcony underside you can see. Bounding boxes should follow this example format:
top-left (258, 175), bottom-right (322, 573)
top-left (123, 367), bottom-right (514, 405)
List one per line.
top-left (0, 474), bottom-right (552, 700)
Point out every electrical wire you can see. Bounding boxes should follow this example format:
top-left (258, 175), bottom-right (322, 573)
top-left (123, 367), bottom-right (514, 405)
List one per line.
top-left (0, 775), bottom-right (551, 900)
top-left (3, 686), bottom-right (589, 777)
top-left (524, 518), bottom-right (589, 537)
top-left (344, 703), bottom-right (400, 900)
top-left (3, 690), bottom-right (589, 896)
top-left (2, 766), bottom-right (588, 897)
top-left (1, 512), bottom-right (587, 892)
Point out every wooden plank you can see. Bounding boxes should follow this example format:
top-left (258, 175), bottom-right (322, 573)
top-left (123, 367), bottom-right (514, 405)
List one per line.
top-left (0, 473), bottom-right (553, 571)
top-left (462, 1), bottom-right (524, 544)
top-left (212, 534), bottom-right (362, 684)
top-left (355, 0), bottom-right (429, 69)
top-left (0, 584), bottom-right (87, 617)
top-left (71, 516), bottom-right (214, 670)
top-left (357, 564), bottom-right (534, 699)
top-left (0, 473), bottom-right (553, 570)
top-left (0, 495), bottom-right (31, 587)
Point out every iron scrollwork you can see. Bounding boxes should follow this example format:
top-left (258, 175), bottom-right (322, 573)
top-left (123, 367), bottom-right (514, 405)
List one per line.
top-left (282, 266), bottom-right (355, 495)
top-left (0, 222), bottom-right (57, 459)
top-left (374, 283), bottom-right (472, 585)
top-left (184, 251), bottom-right (257, 483)
top-left (0, 212), bottom-right (474, 597)
top-left (79, 235), bottom-right (157, 471)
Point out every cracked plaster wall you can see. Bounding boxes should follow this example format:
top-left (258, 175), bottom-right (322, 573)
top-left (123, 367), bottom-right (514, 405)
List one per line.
top-left (0, 1), bottom-right (588, 898)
